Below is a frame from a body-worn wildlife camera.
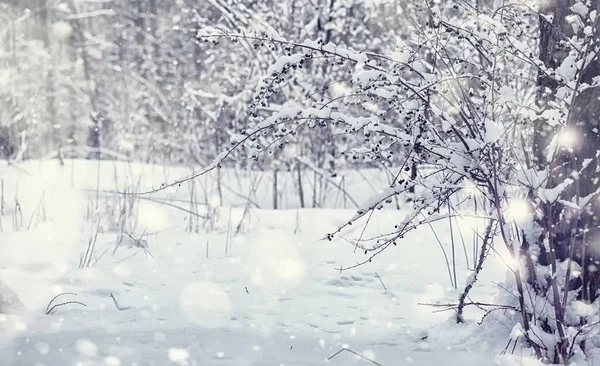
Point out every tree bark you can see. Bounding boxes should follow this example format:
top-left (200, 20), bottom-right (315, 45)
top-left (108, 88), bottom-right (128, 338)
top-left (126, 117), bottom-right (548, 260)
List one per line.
top-left (536, 0), bottom-right (600, 298)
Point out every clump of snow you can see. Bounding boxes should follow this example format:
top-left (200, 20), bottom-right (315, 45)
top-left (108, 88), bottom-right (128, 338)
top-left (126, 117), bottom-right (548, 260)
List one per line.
top-left (571, 1), bottom-right (589, 17)
top-left (570, 300), bottom-right (596, 318)
top-left (390, 48), bottom-right (411, 63)
top-left (538, 179), bottom-right (573, 203)
top-left (556, 52), bottom-right (580, 81)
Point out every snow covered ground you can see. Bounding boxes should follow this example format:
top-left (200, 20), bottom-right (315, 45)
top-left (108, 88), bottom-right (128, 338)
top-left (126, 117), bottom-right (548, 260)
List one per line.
top-left (0, 160), bottom-right (544, 365)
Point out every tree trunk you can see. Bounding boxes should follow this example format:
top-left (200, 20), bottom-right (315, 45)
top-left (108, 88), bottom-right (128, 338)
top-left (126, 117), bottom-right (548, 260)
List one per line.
top-left (40, 0), bottom-right (58, 152)
top-left (536, 0), bottom-right (600, 297)
top-left (532, 0), bottom-right (600, 361)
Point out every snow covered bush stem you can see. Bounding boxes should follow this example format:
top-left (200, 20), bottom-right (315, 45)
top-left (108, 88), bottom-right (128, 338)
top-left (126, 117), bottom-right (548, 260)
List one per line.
top-left (456, 219), bottom-right (497, 324)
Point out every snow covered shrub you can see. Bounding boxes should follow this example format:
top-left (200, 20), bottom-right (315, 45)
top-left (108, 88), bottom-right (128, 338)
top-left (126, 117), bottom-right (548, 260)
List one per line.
top-left (191, 0), bottom-right (600, 363)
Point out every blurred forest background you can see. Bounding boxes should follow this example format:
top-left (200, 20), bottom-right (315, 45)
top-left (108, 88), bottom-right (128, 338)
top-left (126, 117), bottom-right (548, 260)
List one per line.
top-left (0, 0), bottom-right (407, 171)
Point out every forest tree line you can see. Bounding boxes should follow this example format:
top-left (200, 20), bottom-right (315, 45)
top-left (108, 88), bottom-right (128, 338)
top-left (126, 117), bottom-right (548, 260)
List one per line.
top-left (0, 0), bottom-right (409, 173)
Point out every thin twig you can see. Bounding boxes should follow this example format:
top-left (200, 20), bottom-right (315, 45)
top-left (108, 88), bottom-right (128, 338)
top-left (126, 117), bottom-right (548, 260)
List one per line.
top-left (45, 292), bottom-right (77, 314)
top-left (326, 348), bottom-right (383, 366)
top-left (110, 293), bottom-right (130, 311)
top-left (47, 300), bottom-right (87, 315)
top-left (374, 272), bottom-right (387, 291)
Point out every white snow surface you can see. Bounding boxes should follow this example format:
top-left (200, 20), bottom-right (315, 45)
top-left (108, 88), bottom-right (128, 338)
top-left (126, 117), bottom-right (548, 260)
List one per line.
top-left (0, 160), bottom-right (554, 365)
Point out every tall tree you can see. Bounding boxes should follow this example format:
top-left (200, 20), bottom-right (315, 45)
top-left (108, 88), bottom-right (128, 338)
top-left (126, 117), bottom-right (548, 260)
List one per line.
top-left (529, 0), bottom-right (600, 361)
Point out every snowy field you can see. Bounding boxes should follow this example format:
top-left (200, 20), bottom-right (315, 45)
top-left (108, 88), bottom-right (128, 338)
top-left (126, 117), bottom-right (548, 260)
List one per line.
top-left (0, 160), bottom-right (546, 365)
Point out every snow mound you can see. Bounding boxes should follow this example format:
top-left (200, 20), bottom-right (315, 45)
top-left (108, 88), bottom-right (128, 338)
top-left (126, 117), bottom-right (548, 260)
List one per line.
top-left (0, 279), bottom-right (25, 314)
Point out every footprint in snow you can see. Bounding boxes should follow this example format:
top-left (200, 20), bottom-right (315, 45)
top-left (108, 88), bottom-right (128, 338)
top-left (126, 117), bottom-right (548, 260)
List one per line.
top-left (18, 261), bottom-right (54, 273)
top-left (325, 275), bottom-right (374, 287)
top-left (87, 288), bottom-right (115, 297)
